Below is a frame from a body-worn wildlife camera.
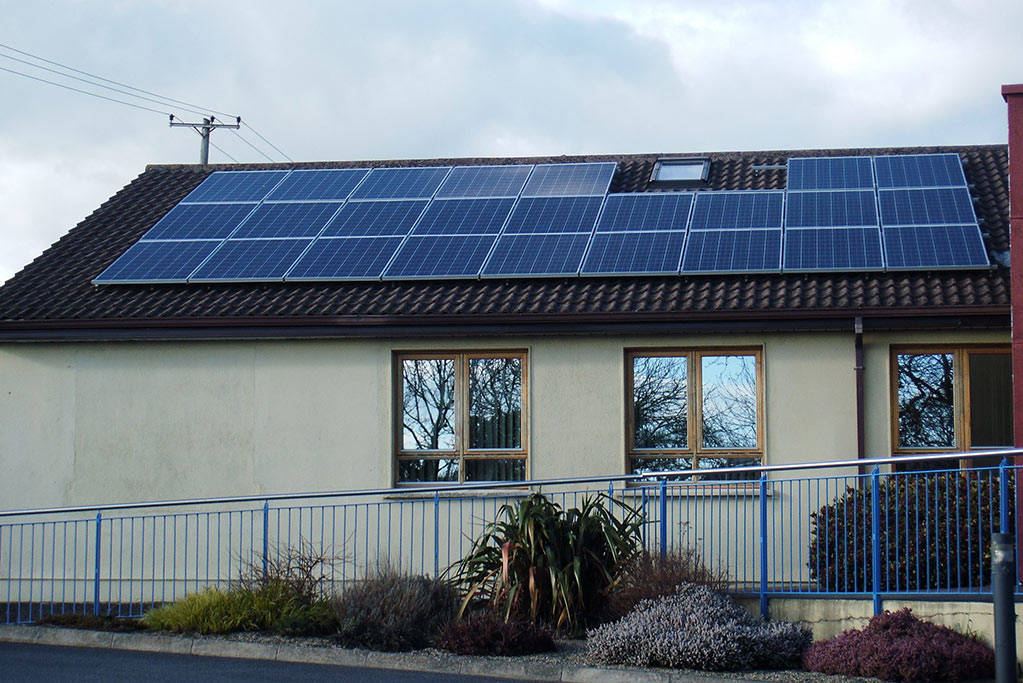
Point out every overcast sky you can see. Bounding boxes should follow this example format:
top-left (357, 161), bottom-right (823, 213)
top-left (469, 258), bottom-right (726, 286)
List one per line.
top-left (2, 0), bottom-right (1021, 284)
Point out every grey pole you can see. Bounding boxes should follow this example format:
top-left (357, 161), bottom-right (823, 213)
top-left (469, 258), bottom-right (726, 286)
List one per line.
top-left (199, 117), bottom-right (211, 166)
top-left (991, 533), bottom-right (1018, 682)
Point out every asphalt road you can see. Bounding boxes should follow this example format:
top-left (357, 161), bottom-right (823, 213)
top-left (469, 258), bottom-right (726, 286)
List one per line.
top-left (0, 642), bottom-right (509, 682)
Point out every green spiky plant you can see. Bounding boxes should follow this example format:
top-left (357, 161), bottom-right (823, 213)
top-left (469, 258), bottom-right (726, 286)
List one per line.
top-left (448, 492), bottom-right (644, 635)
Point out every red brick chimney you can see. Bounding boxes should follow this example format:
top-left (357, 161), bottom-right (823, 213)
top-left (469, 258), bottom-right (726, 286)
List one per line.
top-left (1004, 84), bottom-right (1023, 455)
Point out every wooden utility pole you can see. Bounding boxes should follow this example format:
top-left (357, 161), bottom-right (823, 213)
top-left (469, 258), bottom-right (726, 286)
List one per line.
top-left (169, 114), bottom-right (241, 165)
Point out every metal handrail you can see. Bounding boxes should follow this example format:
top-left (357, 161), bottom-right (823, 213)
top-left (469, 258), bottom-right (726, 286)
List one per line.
top-left (1, 448), bottom-right (1019, 519)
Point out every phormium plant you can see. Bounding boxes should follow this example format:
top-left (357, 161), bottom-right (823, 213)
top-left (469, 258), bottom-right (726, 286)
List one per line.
top-left (807, 470), bottom-right (1015, 592)
top-left (448, 492), bottom-right (644, 634)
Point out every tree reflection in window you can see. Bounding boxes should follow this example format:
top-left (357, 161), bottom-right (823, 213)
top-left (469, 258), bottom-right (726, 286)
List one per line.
top-left (897, 353), bottom-right (954, 448)
top-left (402, 358), bottom-right (455, 450)
top-left (633, 356), bottom-right (688, 449)
top-left (701, 355), bottom-right (758, 450)
top-left (468, 357), bottom-right (521, 449)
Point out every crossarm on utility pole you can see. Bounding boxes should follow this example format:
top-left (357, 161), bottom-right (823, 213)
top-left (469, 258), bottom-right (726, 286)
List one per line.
top-left (169, 114), bottom-right (241, 165)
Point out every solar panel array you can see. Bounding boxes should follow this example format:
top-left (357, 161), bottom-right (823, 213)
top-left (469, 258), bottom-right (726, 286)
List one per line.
top-left (95, 153), bottom-right (990, 284)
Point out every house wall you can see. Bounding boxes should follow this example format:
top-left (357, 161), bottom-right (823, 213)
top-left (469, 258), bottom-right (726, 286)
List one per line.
top-left (0, 328), bottom-right (1009, 510)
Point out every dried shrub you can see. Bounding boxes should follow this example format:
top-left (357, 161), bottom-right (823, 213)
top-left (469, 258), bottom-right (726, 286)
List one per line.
top-left (37, 612), bottom-right (146, 632)
top-left (587, 583), bottom-right (811, 671)
top-left (803, 608), bottom-right (995, 682)
top-left (435, 610), bottom-right (556, 656)
top-left (808, 471), bottom-right (1014, 592)
top-left (608, 548), bottom-right (729, 620)
top-left (333, 570), bottom-right (457, 651)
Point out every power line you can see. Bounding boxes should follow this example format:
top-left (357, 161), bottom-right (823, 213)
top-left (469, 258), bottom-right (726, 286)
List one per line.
top-left (0, 41), bottom-right (237, 119)
top-left (230, 128), bottom-right (277, 163)
top-left (194, 128), bottom-right (240, 163)
top-left (242, 122), bottom-right (293, 162)
top-left (0, 64), bottom-right (169, 116)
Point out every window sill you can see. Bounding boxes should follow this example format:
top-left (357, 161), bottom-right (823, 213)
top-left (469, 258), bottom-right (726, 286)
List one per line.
top-left (622, 482), bottom-right (771, 497)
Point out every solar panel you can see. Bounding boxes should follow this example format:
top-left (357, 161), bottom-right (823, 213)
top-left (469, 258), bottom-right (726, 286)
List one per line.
top-left (231, 202), bottom-right (343, 239)
top-left (503, 197), bottom-right (603, 234)
top-left (181, 170), bottom-right (288, 203)
top-left (580, 232), bottom-right (685, 275)
top-left (435, 165), bottom-right (533, 198)
top-left (596, 193), bottom-right (693, 232)
top-left (690, 191), bottom-right (783, 230)
top-left (884, 225), bottom-right (989, 269)
top-left (321, 200), bottom-right (428, 237)
top-left (681, 230), bottom-right (782, 272)
top-left (350, 167), bottom-right (451, 200)
top-left (783, 228), bottom-right (883, 270)
top-left (521, 162), bottom-right (616, 197)
top-left (287, 236), bottom-right (403, 279)
top-left (874, 153), bottom-right (965, 189)
top-left (482, 233), bottom-right (590, 277)
top-left (878, 188), bottom-right (976, 226)
top-left (411, 198), bottom-right (515, 236)
top-left (190, 239), bottom-right (312, 281)
top-left (265, 169), bottom-right (369, 201)
top-left (785, 191), bottom-right (878, 228)
top-left (93, 240), bottom-right (221, 283)
top-left (384, 235), bottom-right (497, 278)
top-left (144, 203), bottom-right (257, 240)
top-left (786, 156), bottom-right (873, 191)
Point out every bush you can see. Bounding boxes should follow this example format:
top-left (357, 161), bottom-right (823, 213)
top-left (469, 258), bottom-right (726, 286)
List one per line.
top-left (587, 583), bottom-right (810, 671)
top-left (607, 548), bottom-right (729, 620)
top-left (333, 570), bottom-right (457, 651)
top-left (808, 470), bottom-right (1014, 592)
top-left (435, 610), bottom-right (556, 656)
top-left (803, 608), bottom-right (995, 682)
top-left (449, 492), bottom-right (644, 635)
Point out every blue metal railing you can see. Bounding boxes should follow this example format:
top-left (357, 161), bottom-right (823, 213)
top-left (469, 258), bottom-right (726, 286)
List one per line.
top-left (1, 450), bottom-right (1020, 624)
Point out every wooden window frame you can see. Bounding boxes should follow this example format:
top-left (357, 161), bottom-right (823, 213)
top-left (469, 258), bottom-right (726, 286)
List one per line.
top-left (625, 347), bottom-right (765, 478)
top-left (889, 344), bottom-right (1011, 465)
top-left (393, 350), bottom-right (529, 485)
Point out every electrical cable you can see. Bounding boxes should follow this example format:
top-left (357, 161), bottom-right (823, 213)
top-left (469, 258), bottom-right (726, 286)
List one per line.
top-left (242, 122), bottom-right (293, 162)
top-left (0, 64), bottom-right (170, 116)
top-left (229, 128), bottom-right (277, 163)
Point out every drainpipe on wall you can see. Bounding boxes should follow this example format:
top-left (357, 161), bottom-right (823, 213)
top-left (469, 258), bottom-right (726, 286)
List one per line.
top-left (854, 316), bottom-right (866, 475)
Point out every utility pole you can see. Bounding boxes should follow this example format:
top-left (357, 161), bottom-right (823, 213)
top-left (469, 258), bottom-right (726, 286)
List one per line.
top-left (169, 114), bottom-right (241, 165)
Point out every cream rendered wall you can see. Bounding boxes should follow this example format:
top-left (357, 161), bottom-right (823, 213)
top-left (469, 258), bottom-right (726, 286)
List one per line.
top-left (3, 327), bottom-right (992, 511)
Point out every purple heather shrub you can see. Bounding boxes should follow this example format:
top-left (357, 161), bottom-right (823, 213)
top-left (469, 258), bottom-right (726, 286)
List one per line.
top-left (586, 583), bottom-right (811, 671)
top-left (802, 608), bottom-right (995, 682)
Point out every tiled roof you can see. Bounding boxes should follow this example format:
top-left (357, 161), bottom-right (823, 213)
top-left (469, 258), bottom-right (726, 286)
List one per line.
top-left (0, 146), bottom-right (1010, 338)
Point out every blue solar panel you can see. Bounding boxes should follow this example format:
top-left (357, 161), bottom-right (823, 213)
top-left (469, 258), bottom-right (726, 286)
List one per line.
top-left (143, 203), bottom-right (257, 240)
top-left (874, 153), bottom-right (965, 189)
top-left (884, 225), bottom-right (989, 269)
top-left (596, 193), bottom-right (693, 232)
top-left (482, 233), bottom-right (590, 277)
top-left (436, 165), bottom-right (532, 198)
top-left (786, 157), bottom-right (873, 191)
top-left (503, 196), bottom-right (604, 234)
top-left (232, 202), bottom-right (342, 239)
top-left (94, 240), bottom-right (221, 283)
top-left (190, 239), bottom-right (311, 281)
top-left (321, 200), bottom-right (428, 237)
top-left (580, 232), bottom-right (685, 274)
top-left (785, 191), bottom-right (878, 228)
top-left (350, 167), bottom-right (451, 200)
top-left (287, 236), bottom-right (403, 279)
top-left (181, 171), bottom-right (287, 203)
top-left (681, 230), bottom-right (781, 272)
top-left (878, 188), bottom-right (975, 226)
top-left (690, 191), bottom-right (783, 230)
top-left (521, 163), bottom-right (616, 197)
top-left (265, 169), bottom-right (369, 201)
top-left (384, 235), bottom-right (496, 278)
top-left (783, 228), bottom-right (883, 270)
top-left (411, 198), bottom-right (514, 235)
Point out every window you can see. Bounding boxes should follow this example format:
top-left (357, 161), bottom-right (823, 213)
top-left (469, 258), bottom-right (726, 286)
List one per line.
top-left (627, 348), bottom-right (764, 480)
top-left (650, 158), bottom-right (710, 185)
top-left (395, 351), bottom-right (527, 484)
top-left (892, 346), bottom-right (1012, 469)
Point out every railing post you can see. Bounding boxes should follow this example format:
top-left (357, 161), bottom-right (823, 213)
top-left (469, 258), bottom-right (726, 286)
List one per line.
top-left (658, 478), bottom-right (668, 557)
top-left (433, 491), bottom-right (440, 578)
top-left (870, 466), bottom-right (882, 616)
top-left (998, 458), bottom-right (1009, 535)
top-left (262, 501), bottom-right (269, 580)
top-left (93, 511), bottom-right (102, 616)
top-left (759, 473), bottom-right (768, 619)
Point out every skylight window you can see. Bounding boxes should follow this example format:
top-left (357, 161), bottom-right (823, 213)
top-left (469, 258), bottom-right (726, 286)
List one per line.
top-left (652, 158), bottom-right (710, 184)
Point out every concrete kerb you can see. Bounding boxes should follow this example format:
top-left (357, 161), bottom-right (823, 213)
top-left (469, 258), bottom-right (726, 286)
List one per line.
top-left (0, 625), bottom-right (752, 682)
